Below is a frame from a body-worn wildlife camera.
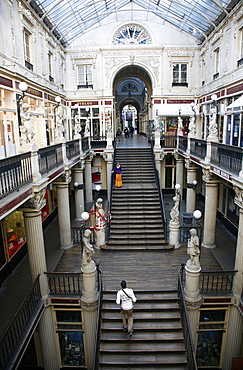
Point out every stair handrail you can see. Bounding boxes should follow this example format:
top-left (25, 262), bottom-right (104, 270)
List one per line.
top-left (150, 142), bottom-right (168, 242)
top-left (105, 138), bottom-right (117, 243)
top-left (178, 264), bottom-right (198, 370)
top-left (93, 264), bottom-right (103, 370)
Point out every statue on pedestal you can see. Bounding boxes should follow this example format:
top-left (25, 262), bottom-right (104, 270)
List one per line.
top-left (95, 198), bottom-right (106, 248)
top-left (177, 116), bottom-right (183, 135)
top-left (74, 114), bottom-right (81, 136)
top-left (55, 106), bottom-right (65, 139)
top-left (170, 196), bottom-right (180, 224)
top-left (187, 228), bottom-right (200, 266)
top-left (20, 103), bottom-right (35, 145)
top-left (208, 107), bottom-right (218, 141)
top-left (82, 229), bottom-right (95, 265)
top-left (188, 116), bottom-right (196, 138)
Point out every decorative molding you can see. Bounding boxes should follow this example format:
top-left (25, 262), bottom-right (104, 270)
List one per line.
top-left (167, 51), bottom-right (194, 57)
top-left (29, 188), bottom-right (46, 210)
top-left (234, 186), bottom-right (243, 209)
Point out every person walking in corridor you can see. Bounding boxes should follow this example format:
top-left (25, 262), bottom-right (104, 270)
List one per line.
top-left (111, 162), bottom-right (123, 187)
top-left (116, 280), bottom-right (137, 337)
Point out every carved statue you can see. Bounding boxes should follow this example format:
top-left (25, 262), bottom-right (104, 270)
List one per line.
top-left (170, 196), bottom-right (180, 223)
top-left (188, 116), bottom-right (196, 138)
top-left (74, 114), bottom-right (81, 135)
top-left (208, 107), bottom-right (218, 138)
top-left (177, 116), bottom-right (183, 135)
top-left (82, 229), bottom-right (95, 265)
top-left (55, 106), bottom-right (65, 139)
top-left (154, 117), bottom-right (160, 132)
top-left (187, 228), bottom-right (200, 265)
top-left (95, 198), bottom-right (105, 228)
top-left (84, 118), bottom-right (90, 136)
top-left (20, 103), bottom-right (35, 145)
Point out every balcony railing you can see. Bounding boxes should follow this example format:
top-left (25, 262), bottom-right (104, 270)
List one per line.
top-left (38, 144), bottom-right (63, 175)
top-left (66, 139), bottom-right (80, 160)
top-left (0, 152), bottom-right (32, 199)
top-left (81, 137), bottom-right (89, 152)
top-left (199, 270), bottom-right (236, 294)
top-left (190, 138), bottom-right (207, 160)
top-left (45, 272), bottom-right (83, 295)
top-left (0, 276), bottom-right (43, 370)
top-left (160, 135), bottom-right (177, 148)
top-left (178, 135), bottom-right (188, 152)
top-left (211, 142), bottom-right (243, 174)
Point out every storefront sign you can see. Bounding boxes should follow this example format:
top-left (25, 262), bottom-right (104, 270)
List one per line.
top-left (167, 99), bottom-right (194, 104)
top-left (211, 166), bottom-right (231, 180)
top-left (71, 101), bottom-right (99, 106)
top-left (0, 76), bottom-right (12, 88)
top-left (26, 87), bottom-right (43, 98)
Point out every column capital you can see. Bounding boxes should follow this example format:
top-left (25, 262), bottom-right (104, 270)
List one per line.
top-left (185, 158), bottom-right (197, 170)
top-left (174, 152), bottom-right (184, 162)
top-left (102, 149), bottom-right (114, 163)
top-left (202, 168), bottom-right (218, 184)
top-left (234, 186), bottom-right (243, 210)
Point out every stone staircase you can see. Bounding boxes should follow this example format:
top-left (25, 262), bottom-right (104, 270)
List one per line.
top-left (97, 290), bottom-right (188, 369)
top-left (105, 148), bottom-right (171, 250)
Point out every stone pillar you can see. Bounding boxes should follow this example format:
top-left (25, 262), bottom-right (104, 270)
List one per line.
top-left (175, 155), bottom-right (184, 200)
top-left (233, 189), bottom-right (243, 297)
top-left (184, 260), bottom-right (202, 347)
top-left (73, 163), bottom-right (85, 220)
top-left (185, 162), bottom-right (197, 213)
top-left (202, 169), bottom-right (218, 249)
top-left (154, 150), bottom-right (164, 179)
top-left (154, 130), bottom-right (161, 149)
top-left (38, 306), bottom-right (59, 370)
top-left (85, 156), bottom-right (93, 202)
top-left (54, 171), bottom-right (72, 250)
top-left (169, 220), bottom-right (180, 248)
top-left (103, 150), bottom-right (114, 202)
top-left (22, 186), bottom-right (59, 369)
top-left (81, 259), bottom-right (98, 370)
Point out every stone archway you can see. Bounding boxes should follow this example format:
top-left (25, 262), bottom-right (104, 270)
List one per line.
top-left (113, 65), bottom-right (153, 134)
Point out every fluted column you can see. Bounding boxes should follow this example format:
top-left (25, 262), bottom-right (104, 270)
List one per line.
top-left (202, 169), bottom-right (218, 248)
top-left (185, 162), bottom-right (198, 213)
top-left (233, 188), bottom-right (243, 297)
top-left (54, 171), bottom-right (72, 249)
top-left (175, 155), bottom-right (184, 200)
top-left (103, 150), bottom-right (114, 202)
top-left (22, 186), bottom-right (59, 369)
top-left (85, 156), bottom-right (93, 202)
top-left (81, 260), bottom-right (98, 370)
top-left (73, 163), bottom-right (85, 220)
top-left (38, 306), bottom-right (59, 370)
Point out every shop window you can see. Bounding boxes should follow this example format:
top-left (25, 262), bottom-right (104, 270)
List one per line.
top-left (196, 309), bottom-right (227, 368)
top-left (77, 65), bottom-right (93, 88)
top-left (55, 310), bottom-right (85, 367)
top-left (165, 155), bottom-right (175, 188)
top-left (3, 211), bottom-right (26, 259)
top-left (172, 63), bottom-right (188, 86)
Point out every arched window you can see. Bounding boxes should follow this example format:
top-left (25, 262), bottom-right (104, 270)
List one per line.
top-left (113, 24), bottom-right (152, 45)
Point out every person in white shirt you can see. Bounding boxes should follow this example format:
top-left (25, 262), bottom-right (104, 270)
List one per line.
top-left (116, 280), bottom-right (137, 337)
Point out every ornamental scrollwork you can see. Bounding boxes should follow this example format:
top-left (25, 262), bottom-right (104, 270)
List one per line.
top-left (234, 186), bottom-right (243, 209)
top-left (29, 189), bottom-right (46, 210)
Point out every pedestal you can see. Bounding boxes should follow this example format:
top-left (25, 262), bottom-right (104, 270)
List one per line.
top-left (81, 261), bottom-right (98, 370)
top-left (169, 220), bottom-right (180, 248)
top-left (56, 182), bottom-right (72, 249)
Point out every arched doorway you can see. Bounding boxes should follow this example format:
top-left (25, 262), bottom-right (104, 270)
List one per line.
top-left (113, 65), bottom-right (153, 134)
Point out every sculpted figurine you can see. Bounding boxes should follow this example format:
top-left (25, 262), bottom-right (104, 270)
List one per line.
top-left (55, 106), bottom-right (65, 139)
top-left (187, 228), bottom-right (200, 265)
top-left (20, 103), bottom-right (35, 145)
top-left (170, 196), bottom-right (180, 223)
top-left (82, 229), bottom-right (94, 265)
top-left (188, 116), bottom-right (196, 138)
top-left (208, 107), bottom-right (218, 137)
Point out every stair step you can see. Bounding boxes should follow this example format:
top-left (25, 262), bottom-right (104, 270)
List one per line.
top-left (101, 312), bottom-right (181, 320)
top-left (99, 353), bottom-right (187, 364)
top-left (99, 365), bottom-right (186, 369)
top-left (101, 322), bottom-right (183, 331)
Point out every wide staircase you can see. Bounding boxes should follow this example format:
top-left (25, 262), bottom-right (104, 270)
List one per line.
top-left (97, 290), bottom-right (188, 369)
top-left (105, 148), bottom-right (171, 250)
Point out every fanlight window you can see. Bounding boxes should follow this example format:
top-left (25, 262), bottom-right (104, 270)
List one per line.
top-left (113, 25), bottom-right (152, 45)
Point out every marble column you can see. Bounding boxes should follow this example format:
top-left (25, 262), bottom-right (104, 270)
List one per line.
top-left (81, 260), bottom-right (98, 370)
top-left (233, 188), bottom-right (243, 297)
top-left (85, 156), bottom-right (93, 202)
top-left (103, 150), bottom-right (114, 202)
top-left (73, 163), bottom-right (85, 220)
top-left (22, 187), bottom-right (59, 369)
top-left (175, 155), bottom-right (184, 200)
top-left (185, 163), bottom-right (198, 213)
top-left (184, 259), bottom-right (202, 347)
top-left (55, 173), bottom-right (72, 249)
top-left (202, 169), bottom-right (218, 249)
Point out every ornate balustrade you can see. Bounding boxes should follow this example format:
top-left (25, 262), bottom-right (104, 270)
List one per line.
top-left (190, 138), bottom-right (207, 160)
top-left (211, 142), bottom-right (243, 174)
top-left (199, 270), bottom-right (236, 294)
top-left (45, 272), bottom-right (83, 295)
top-left (66, 139), bottom-right (80, 160)
top-left (0, 276), bottom-right (43, 370)
top-left (38, 144), bottom-right (63, 175)
top-left (0, 152), bottom-right (32, 199)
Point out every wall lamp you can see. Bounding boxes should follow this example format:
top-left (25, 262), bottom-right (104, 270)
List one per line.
top-left (186, 180), bottom-right (197, 189)
top-left (74, 182), bottom-right (84, 190)
top-left (17, 82), bottom-right (28, 104)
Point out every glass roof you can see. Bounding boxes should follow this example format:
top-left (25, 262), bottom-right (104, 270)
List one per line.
top-left (29, 0), bottom-right (240, 46)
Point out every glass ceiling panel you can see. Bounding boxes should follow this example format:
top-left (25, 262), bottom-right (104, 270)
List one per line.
top-left (31, 0), bottom-right (239, 45)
